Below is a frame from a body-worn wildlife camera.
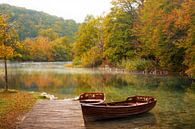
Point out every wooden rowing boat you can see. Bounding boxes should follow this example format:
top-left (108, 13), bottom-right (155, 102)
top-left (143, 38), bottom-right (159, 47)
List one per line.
top-left (81, 96), bottom-right (157, 121)
top-left (78, 92), bottom-right (105, 104)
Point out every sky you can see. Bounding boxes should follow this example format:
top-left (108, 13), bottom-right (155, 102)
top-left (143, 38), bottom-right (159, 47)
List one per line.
top-left (0, 0), bottom-right (112, 23)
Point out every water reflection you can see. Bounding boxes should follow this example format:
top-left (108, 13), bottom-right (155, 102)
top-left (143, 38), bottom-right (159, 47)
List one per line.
top-left (0, 62), bottom-right (195, 128)
top-left (1, 72), bottom-right (192, 100)
top-left (85, 113), bottom-right (157, 129)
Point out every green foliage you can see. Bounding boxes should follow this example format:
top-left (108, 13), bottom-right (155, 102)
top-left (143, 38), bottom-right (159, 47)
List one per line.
top-left (73, 0), bottom-right (139, 67)
top-left (50, 36), bottom-right (72, 61)
top-left (39, 28), bottom-right (59, 41)
top-left (119, 59), bottom-right (153, 71)
top-left (104, 0), bottom-right (139, 63)
top-left (73, 16), bottom-right (104, 67)
top-left (80, 47), bottom-right (103, 67)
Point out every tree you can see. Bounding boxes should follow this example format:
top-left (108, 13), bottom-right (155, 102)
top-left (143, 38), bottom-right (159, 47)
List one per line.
top-left (135, 0), bottom-right (194, 73)
top-left (104, 0), bottom-right (140, 64)
top-left (50, 36), bottom-right (72, 61)
top-left (73, 16), bottom-right (105, 67)
top-left (174, 0), bottom-right (195, 76)
top-left (0, 14), bottom-right (19, 91)
top-left (22, 36), bottom-right (52, 61)
top-left (38, 28), bottom-right (59, 41)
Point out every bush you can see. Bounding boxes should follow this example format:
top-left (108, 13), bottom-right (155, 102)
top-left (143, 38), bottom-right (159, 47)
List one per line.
top-left (119, 59), bottom-right (153, 71)
top-left (80, 50), bottom-right (102, 67)
top-left (73, 57), bottom-right (81, 66)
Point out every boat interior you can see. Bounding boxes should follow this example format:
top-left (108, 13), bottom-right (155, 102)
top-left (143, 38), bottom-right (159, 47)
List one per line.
top-left (79, 92), bottom-right (105, 103)
top-left (83, 96), bottom-right (155, 107)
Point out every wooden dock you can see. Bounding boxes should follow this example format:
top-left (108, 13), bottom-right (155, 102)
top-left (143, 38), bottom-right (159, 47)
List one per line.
top-left (16, 100), bottom-right (85, 129)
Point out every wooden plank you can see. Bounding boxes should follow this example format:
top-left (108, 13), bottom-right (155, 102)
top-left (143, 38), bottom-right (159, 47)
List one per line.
top-left (16, 100), bottom-right (85, 129)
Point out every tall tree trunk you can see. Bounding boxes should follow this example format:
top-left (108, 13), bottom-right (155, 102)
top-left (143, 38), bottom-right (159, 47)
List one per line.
top-left (4, 56), bottom-right (8, 91)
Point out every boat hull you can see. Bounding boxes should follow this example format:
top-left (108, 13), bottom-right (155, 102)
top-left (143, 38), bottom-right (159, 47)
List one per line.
top-left (81, 97), bottom-right (156, 121)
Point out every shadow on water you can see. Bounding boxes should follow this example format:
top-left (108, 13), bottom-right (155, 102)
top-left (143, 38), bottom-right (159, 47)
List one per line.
top-left (84, 113), bottom-right (156, 129)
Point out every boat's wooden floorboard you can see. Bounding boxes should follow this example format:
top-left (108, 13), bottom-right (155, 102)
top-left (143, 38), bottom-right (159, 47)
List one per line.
top-left (16, 100), bottom-right (85, 129)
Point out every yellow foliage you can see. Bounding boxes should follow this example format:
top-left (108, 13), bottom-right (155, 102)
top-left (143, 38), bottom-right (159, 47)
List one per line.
top-left (0, 44), bottom-right (14, 58)
top-left (185, 66), bottom-right (195, 77)
top-left (23, 36), bottom-right (53, 61)
top-left (80, 47), bottom-right (102, 67)
top-left (0, 14), bottom-right (18, 59)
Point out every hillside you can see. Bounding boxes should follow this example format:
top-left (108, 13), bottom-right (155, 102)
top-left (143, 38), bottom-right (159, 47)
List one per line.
top-left (0, 4), bottom-right (79, 40)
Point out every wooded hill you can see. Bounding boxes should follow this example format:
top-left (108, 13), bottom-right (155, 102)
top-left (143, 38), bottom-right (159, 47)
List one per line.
top-left (0, 4), bottom-right (79, 61)
top-left (0, 4), bottom-right (78, 40)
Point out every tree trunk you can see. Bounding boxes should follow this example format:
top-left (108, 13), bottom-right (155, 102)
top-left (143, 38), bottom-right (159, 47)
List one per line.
top-left (4, 56), bottom-right (8, 91)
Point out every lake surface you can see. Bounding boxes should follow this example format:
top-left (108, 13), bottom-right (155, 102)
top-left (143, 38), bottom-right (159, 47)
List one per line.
top-left (0, 62), bottom-right (195, 129)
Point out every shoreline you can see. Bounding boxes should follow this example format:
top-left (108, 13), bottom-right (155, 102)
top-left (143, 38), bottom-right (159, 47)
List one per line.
top-left (97, 66), bottom-right (194, 79)
top-left (0, 61), bottom-right (193, 80)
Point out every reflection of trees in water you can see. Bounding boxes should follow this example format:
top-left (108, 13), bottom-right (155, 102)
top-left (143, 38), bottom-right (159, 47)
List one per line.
top-left (155, 107), bottom-right (195, 129)
top-left (85, 113), bottom-right (157, 129)
top-left (149, 81), bottom-right (195, 129)
top-left (10, 73), bottom-right (64, 88)
top-left (184, 82), bottom-right (195, 101)
top-left (2, 71), bottom-right (193, 98)
top-left (0, 77), bottom-right (4, 89)
top-left (155, 76), bottom-right (192, 93)
top-left (7, 73), bottom-right (79, 97)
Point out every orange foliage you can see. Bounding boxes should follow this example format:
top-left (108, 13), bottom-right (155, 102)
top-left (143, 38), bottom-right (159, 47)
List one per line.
top-left (23, 36), bottom-right (53, 61)
top-left (0, 44), bottom-right (14, 58)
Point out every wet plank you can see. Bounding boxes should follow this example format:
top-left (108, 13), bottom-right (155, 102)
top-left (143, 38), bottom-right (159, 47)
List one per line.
top-left (17, 100), bottom-right (85, 129)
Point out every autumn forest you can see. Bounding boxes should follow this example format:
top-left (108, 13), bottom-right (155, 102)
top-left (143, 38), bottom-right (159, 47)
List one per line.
top-left (0, 0), bottom-right (194, 77)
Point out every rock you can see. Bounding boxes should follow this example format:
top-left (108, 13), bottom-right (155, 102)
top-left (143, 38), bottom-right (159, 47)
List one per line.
top-left (40, 92), bottom-right (58, 100)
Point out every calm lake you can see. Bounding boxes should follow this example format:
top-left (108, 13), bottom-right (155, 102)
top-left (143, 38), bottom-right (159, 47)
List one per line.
top-left (0, 62), bottom-right (195, 129)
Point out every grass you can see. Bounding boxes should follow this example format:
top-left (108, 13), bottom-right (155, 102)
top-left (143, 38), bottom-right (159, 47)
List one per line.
top-left (0, 89), bottom-right (36, 129)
